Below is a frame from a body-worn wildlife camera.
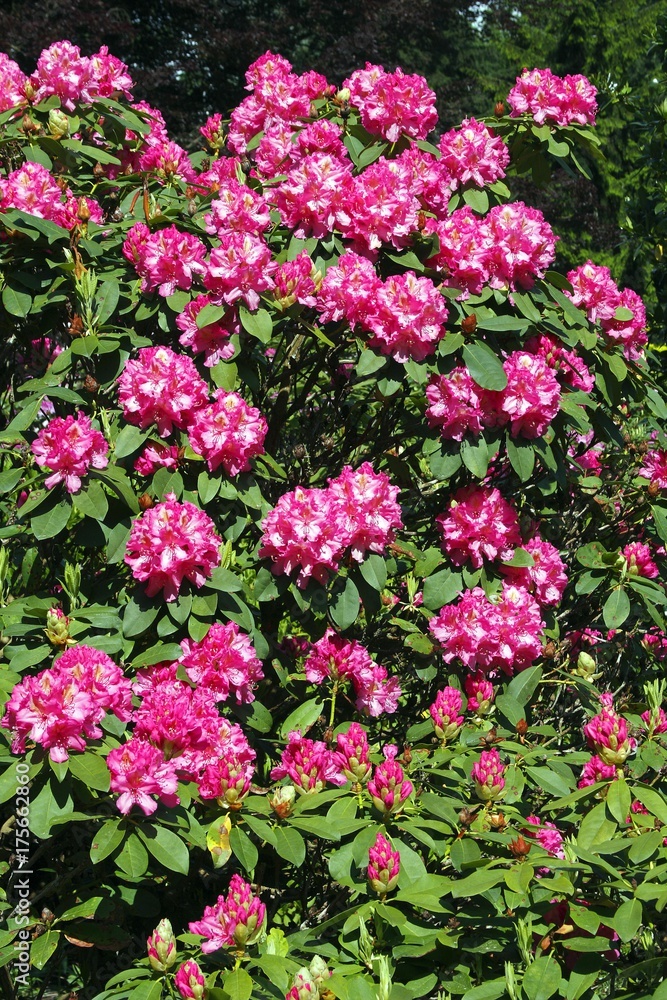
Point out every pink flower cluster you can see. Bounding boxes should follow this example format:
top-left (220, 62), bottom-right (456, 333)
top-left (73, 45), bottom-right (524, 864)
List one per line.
top-left (578, 754), bottom-right (617, 789)
top-left (368, 832), bottom-right (401, 895)
top-left (425, 351), bottom-right (561, 441)
top-left (641, 706), bottom-right (667, 734)
top-left (429, 584), bottom-right (544, 675)
top-left (344, 64), bottom-right (438, 142)
top-left (507, 68), bottom-right (597, 127)
top-left (29, 40), bottom-right (133, 109)
top-left (471, 748), bottom-right (506, 801)
top-left (124, 493), bottom-right (221, 601)
top-left (32, 411), bottom-right (108, 493)
top-left (189, 875), bottom-right (266, 952)
top-left (118, 346), bottom-right (208, 437)
top-left (108, 738), bottom-right (180, 815)
top-left (274, 252), bottom-right (321, 310)
top-left (122, 224), bottom-right (207, 298)
top-left (270, 731), bottom-right (345, 794)
top-left (175, 294), bottom-right (238, 367)
top-left (318, 253), bottom-right (448, 362)
top-left (259, 462), bottom-right (402, 587)
top-left (429, 687), bottom-right (464, 742)
top-left (425, 202), bottom-right (557, 294)
top-left (501, 536), bottom-right (568, 607)
top-left (639, 449), bottom-right (667, 490)
top-left (623, 542), bottom-right (659, 579)
top-left (179, 621), bottom-right (264, 705)
top-left (437, 486), bottom-right (521, 568)
top-left (525, 815), bottom-right (565, 858)
top-left (189, 389), bottom-right (267, 476)
top-left (303, 630), bottom-right (401, 717)
top-left (0, 162), bottom-right (103, 230)
top-left (134, 443), bottom-right (180, 476)
top-left (465, 673), bottom-right (495, 714)
top-left (525, 333), bottom-right (594, 393)
top-left (567, 261), bottom-right (647, 359)
top-left (2, 645), bottom-right (131, 762)
top-left (367, 744), bottom-right (413, 816)
top-left (438, 118), bottom-right (510, 189)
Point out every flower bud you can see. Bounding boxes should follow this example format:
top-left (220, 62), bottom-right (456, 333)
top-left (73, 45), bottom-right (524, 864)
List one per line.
top-left (576, 651), bottom-right (596, 679)
top-left (44, 607), bottom-right (75, 647)
top-left (269, 784), bottom-right (296, 819)
top-left (336, 88), bottom-right (351, 103)
top-left (367, 745), bottom-right (413, 817)
top-left (367, 832), bottom-right (400, 896)
top-left (175, 960), bottom-right (207, 999)
top-left (147, 918), bottom-right (177, 971)
top-left (471, 749), bottom-right (506, 802)
top-left (429, 686), bottom-right (464, 743)
top-left (309, 956), bottom-right (332, 987)
top-left (292, 969), bottom-right (318, 1000)
top-left (48, 109), bottom-right (70, 138)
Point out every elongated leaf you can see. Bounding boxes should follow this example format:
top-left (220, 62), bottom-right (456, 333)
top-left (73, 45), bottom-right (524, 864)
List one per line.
top-left (31, 500), bottom-right (71, 540)
top-left (68, 752), bottom-right (111, 792)
top-left (614, 898), bottom-right (642, 943)
top-left (522, 956), bottom-right (561, 1000)
top-left (230, 826), bottom-right (258, 873)
top-left (90, 819), bottom-right (124, 863)
top-left (137, 825), bottom-right (190, 875)
top-left (274, 826), bottom-right (306, 866)
top-left (603, 587), bottom-right (630, 629)
top-left (329, 576), bottom-right (360, 630)
top-left (463, 341), bottom-right (507, 390)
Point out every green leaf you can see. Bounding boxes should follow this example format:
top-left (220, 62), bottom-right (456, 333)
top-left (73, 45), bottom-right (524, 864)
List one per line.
top-left (463, 341), bottom-right (507, 390)
top-left (230, 826), bottom-right (258, 874)
top-left (131, 642), bottom-right (184, 667)
top-left (90, 819), bottom-right (124, 863)
top-left (422, 569), bottom-right (462, 611)
top-left (462, 187), bottom-right (489, 214)
top-left (460, 436), bottom-right (489, 478)
top-left (68, 752), bottom-right (111, 792)
top-left (329, 576), bottom-right (360, 630)
top-left (196, 302), bottom-right (226, 327)
top-left (522, 956), bottom-right (561, 1000)
top-left (116, 832), bottom-right (149, 877)
top-left (614, 898), bottom-right (642, 943)
top-left (605, 778), bottom-right (631, 825)
top-left (239, 305), bottom-right (273, 343)
top-left (633, 786), bottom-right (667, 825)
top-left (603, 587), bottom-right (630, 629)
top-left (2, 283), bottom-right (32, 318)
top-left (137, 825), bottom-right (190, 875)
top-left (450, 869), bottom-right (505, 898)
top-left (359, 554), bottom-right (387, 591)
top-left (577, 802), bottom-right (617, 852)
top-left (95, 280), bottom-right (120, 325)
top-left (128, 983), bottom-right (163, 1000)
top-left (29, 778), bottom-right (74, 839)
top-left (651, 505), bottom-right (667, 544)
top-left (506, 665), bottom-right (542, 707)
top-left (223, 968), bottom-right (254, 1000)
top-left (506, 435), bottom-right (535, 481)
top-left (274, 826), bottom-right (306, 866)
top-left (114, 423), bottom-right (148, 459)
top-left (73, 480), bottom-right (108, 521)
top-left (31, 499), bottom-right (72, 539)
top-left (30, 930), bottom-right (60, 970)
top-left (279, 698), bottom-right (324, 738)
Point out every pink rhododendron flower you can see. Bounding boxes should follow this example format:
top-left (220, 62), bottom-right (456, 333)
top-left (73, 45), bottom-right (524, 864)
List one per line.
top-left (429, 584), bottom-right (544, 675)
top-left (175, 960), bottom-right (206, 1000)
top-left (623, 542), bottom-right (659, 579)
top-left (270, 732), bottom-right (345, 794)
top-left (204, 179), bottom-right (271, 236)
top-left (32, 411), bottom-right (108, 493)
top-left (273, 252), bottom-right (321, 310)
top-left (363, 271), bottom-right (448, 363)
top-left (0, 53), bottom-right (27, 110)
top-left (638, 449), bottom-right (667, 490)
top-left (429, 687), bottom-right (464, 742)
top-left (139, 139), bottom-right (197, 184)
top-left (197, 754), bottom-right (255, 808)
top-left (333, 723), bottom-right (372, 783)
top-left (566, 261), bottom-right (647, 359)
top-left (2, 646), bottom-right (131, 762)
top-left (316, 251), bottom-right (381, 327)
top-left (346, 66), bottom-right (438, 142)
top-left (117, 346), bottom-right (208, 438)
top-left (578, 754), bottom-right (617, 788)
top-left (425, 368), bottom-right (485, 440)
top-left (507, 68), bottom-right (597, 126)
top-left (493, 351), bottom-right (562, 438)
top-left (367, 744), bottom-right (413, 815)
top-left (438, 118), bottom-right (509, 188)
top-left (124, 493), bottom-right (221, 601)
top-left (147, 918), bottom-right (177, 972)
top-left (327, 462), bottom-right (403, 562)
top-left (0, 162), bottom-right (101, 230)
top-left (204, 231), bottom-right (277, 310)
top-left (342, 159), bottom-right (420, 253)
top-left (472, 749), bottom-right (506, 801)
top-left (175, 294), bottom-right (238, 366)
top-left (368, 832), bottom-right (400, 895)
top-left (525, 333), bottom-right (594, 393)
top-left (272, 152), bottom-right (353, 238)
top-left (437, 486), bottom-right (521, 568)
top-left (179, 622), bottom-right (264, 704)
top-left (259, 486), bottom-right (347, 587)
top-left (188, 389), bottom-right (267, 476)
top-left (424, 208), bottom-right (491, 296)
top-left (641, 706), bottom-right (667, 734)
top-left (501, 536), bottom-right (568, 606)
top-left (134, 443), bottom-right (181, 476)
top-left (525, 815), bottom-right (565, 858)
top-left (200, 113), bottom-right (225, 149)
top-left (122, 223), bottom-right (207, 297)
top-left (485, 202), bottom-right (557, 290)
top-left (189, 875), bottom-right (266, 952)
top-left (107, 738), bottom-right (180, 815)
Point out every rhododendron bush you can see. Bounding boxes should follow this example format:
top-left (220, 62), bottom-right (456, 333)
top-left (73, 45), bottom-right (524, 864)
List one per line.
top-left (1, 41), bottom-right (667, 1000)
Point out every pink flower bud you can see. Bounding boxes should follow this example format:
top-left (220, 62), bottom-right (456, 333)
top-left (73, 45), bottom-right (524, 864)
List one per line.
top-left (189, 875), bottom-right (266, 953)
top-left (333, 723), bottom-right (372, 783)
top-left (367, 831), bottom-right (400, 895)
top-left (175, 960), bottom-right (207, 999)
top-left (641, 706), bottom-right (667, 735)
top-left (367, 745), bottom-right (413, 816)
top-left (577, 754), bottom-right (617, 788)
top-left (583, 708), bottom-right (635, 765)
top-left (291, 969), bottom-right (318, 1000)
top-left (471, 749), bottom-right (506, 802)
top-left (465, 673), bottom-right (494, 714)
top-left (429, 686), bottom-right (464, 742)
top-left (147, 918), bottom-right (177, 971)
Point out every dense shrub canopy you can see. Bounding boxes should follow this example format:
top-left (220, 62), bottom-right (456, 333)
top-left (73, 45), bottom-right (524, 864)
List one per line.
top-left (1, 37), bottom-right (667, 1000)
